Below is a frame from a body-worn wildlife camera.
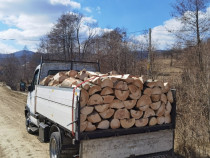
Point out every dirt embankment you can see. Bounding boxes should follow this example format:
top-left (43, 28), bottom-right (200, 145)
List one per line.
top-left (0, 84), bottom-right (49, 158)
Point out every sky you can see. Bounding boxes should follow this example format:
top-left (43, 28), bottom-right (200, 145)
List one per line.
top-left (0, 0), bottom-right (209, 53)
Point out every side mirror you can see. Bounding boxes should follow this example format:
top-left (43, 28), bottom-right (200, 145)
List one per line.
top-left (28, 85), bottom-right (33, 92)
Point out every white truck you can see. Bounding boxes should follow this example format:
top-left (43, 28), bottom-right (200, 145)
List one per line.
top-left (25, 59), bottom-right (176, 158)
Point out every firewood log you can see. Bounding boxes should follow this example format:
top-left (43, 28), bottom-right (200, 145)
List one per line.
top-left (120, 118), bottom-right (135, 128)
top-left (165, 115), bottom-right (171, 123)
top-left (128, 85), bottom-right (141, 99)
top-left (88, 94), bottom-right (103, 106)
top-left (80, 106), bottom-right (94, 115)
top-left (167, 91), bottom-right (173, 103)
top-left (162, 82), bottom-right (170, 93)
top-left (123, 100), bottom-right (137, 109)
top-left (144, 108), bottom-right (155, 118)
top-left (157, 116), bottom-right (165, 125)
top-left (87, 113), bottom-right (102, 123)
top-left (114, 81), bottom-right (128, 90)
top-left (155, 81), bottom-right (164, 88)
top-left (88, 85), bottom-right (101, 95)
top-left (150, 101), bottom-right (161, 110)
top-left (110, 119), bottom-right (120, 129)
top-left (161, 93), bottom-right (167, 104)
top-left (121, 74), bottom-right (134, 83)
top-left (48, 80), bottom-right (59, 86)
top-left (130, 110), bottom-right (143, 119)
top-left (149, 117), bottom-right (157, 126)
top-left (82, 82), bottom-right (90, 91)
top-left (80, 89), bottom-right (89, 108)
top-left (53, 72), bottom-right (66, 81)
top-left (87, 71), bottom-right (100, 77)
top-left (136, 95), bottom-right (152, 111)
top-left (139, 76), bottom-right (147, 84)
top-left (146, 80), bottom-right (156, 88)
top-left (156, 103), bottom-right (165, 117)
top-left (66, 70), bottom-right (78, 78)
top-left (115, 90), bottom-right (129, 101)
top-left (77, 69), bottom-right (89, 81)
top-left (100, 87), bottom-right (114, 96)
top-left (99, 109), bottom-right (115, 119)
top-left (132, 77), bottom-right (143, 90)
top-left (90, 77), bottom-right (101, 85)
top-left (102, 95), bottom-right (115, 104)
top-left (95, 104), bottom-right (110, 113)
top-left (61, 77), bottom-right (79, 87)
top-left (101, 78), bottom-right (113, 88)
top-left (85, 122), bottom-right (96, 131)
top-left (97, 120), bottom-right (110, 129)
top-left (151, 87), bottom-right (162, 95)
top-left (151, 94), bottom-right (161, 102)
top-left (40, 75), bottom-right (53, 86)
top-left (110, 99), bottom-right (125, 109)
top-left (114, 108), bottom-right (130, 119)
top-left (80, 121), bottom-right (88, 132)
top-left (143, 88), bottom-right (152, 96)
top-left (80, 114), bottom-right (87, 123)
top-left (135, 118), bottom-right (148, 127)
top-left (165, 101), bottom-right (172, 116)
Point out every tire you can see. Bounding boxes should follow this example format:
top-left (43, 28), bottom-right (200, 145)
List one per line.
top-left (25, 112), bottom-right (35, 134)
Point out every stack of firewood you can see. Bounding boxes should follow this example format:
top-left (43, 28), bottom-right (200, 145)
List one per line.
top-left (40, 69), bottom-right (174, 132)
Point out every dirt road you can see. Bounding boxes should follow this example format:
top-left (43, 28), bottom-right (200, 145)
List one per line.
top-left (0, 83), bottom-right (49, 158)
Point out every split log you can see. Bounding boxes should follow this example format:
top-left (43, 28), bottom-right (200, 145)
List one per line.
top-left (40, 75), bottom-right (53, 86)
top-left (85, 122), bottom-right (96, 131)
top-left (165, 115), bottom-right (171, 123)
top-left (149, 117), bottom-right (157, 126)
top-left (90, 77), bottom-right (102, 85)
top-left (109, 75), bottom-right (122, 83)
top-left (143, 88), bottom-right (152, 96)
top-left (115, 90), bottom-right (129, 101)
top-left (110, 119), bottom-right (120, 129)
top-left (80, 121), bottom-right (88, 132)
top-left (114, 108), bottom-right (130, 119)
top-left (161, 93), bottom-right (167, 104)
top-left (100, 87), bottom-right (114, 96)
top-left (88, 85), bottom-right (101, 95)
top-left (88, 94), bottom-right (103, 106)
top-left (87, 71), bottom-right (100, 77)
top-left (130, 110), bottom-right (143, 119)
top-left (101, 78), bottom-right (113, 88)
top-left (77, 69), bottom-right (89, 81)
top-left (136, 95), bottom-right (152, 111)
top-left (139, 105), bottom-right (149, 111)
top-left (80, 89), bottom-right (89, 108)
top-left (162, 82), bottom-right (170, 93)
top-left (48, 80), bottom-right (59, 86)
top-left (144, 108), bottom-right (155, 118)
top-left (95, 104), bottom-right (110, 113)
top-left (139, 76), bottom-right (147, 84)
top-left (53, 72), bottom-right (66, 81)
top-left (110, 99), bottom-right (124, 109)
top-left (128, 85), bottom-right (141, 99)
top-left (80, 114), bottom-right (87, 123)
top-left (135, 118), bottom-right (148, 127)
top-left (99, 109), bottom-right (115, 119)
top-left (121, 74), bottom-right (134, 83)
top-left (61, 77), bottom-right (79, 88)
top-left (80, 106), bottom-right (94, 115)
top-left (150, 101), bottom-right (161, 110)
top-left (97, 120), bottom-right (110, 129)
top-left (132, 77), bottom-right (143, 90)
top-left (156, 103), bottom-right (165, 117)
top-left (66, 70), bottom-right (78, 78)
top-left (82, 82), bottom-right (90, 91)
top-left (157, 116), bottom-right (165, 125)
top-left (146, 80), bottom-right (156, 88)
top-left (165, 101), bottom-right (172, 116)
top-left (155, 81), bottom-right (164, 88)
top-left (87, 113), bottom-right (101, 123)
top-left (151, 87), bottom-right (162, 95)
top-left (151, 94), bottom-right (161, 102)
top-left (123, 100), bottom-right (137, 109)
top-left (102, 95), bottom-right (115, 104)
top-left (120, 118), bottom-right (135, 128)
top-left (114, 81), bottom-right (128, 90)
top-left (167, 91), bottom-right (173, 103)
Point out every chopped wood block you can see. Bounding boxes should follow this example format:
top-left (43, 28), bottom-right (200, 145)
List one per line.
top-left (57, 75), bottom-right (68, 83)
top-left (155, 81), bottom-right (164, 88)
top-left (80, 89), bottom-right (89, 108)
top-left (130, 110), bottom-right (143, 119)
top-left (66, 70), bottom-right (78, 78)
top-left (136, 95), bottom-right (152, 109)
top-left (101, 78), bottom-right (113, 88)
top-left (123, 100), bottom-right (137, 109)
top-left (80, 114), bottom-right (87, 123)
top-left (157, 116), bottom-right (165, 125)
top-left (151, 87), bottom-right (162, 95)
top-left (80, 106), bottom-right (94, 115)
top-left (165, 115), bottom-right (171, 123)
top-left (110, 99), bottom-right (125, 109)
top-left (135, 118), bottom-right (148, 127)
top-left (115, 90), bottom-right (129, 101)
top-left (128, 85), bottom-right (141, 99)
top-left (85, 122), bottom-right (96, 131)
top-left (156, 103), bottom-right (165, 117)
top-left (150, 101), bottom-right (161, 110)
top-left (77, 69), bottom-right (89, 81)
top-left (61, 77), bottom-right (79, 87)
top-left (48, 80), bottom-right (59, 86)
top-left (163, 82), bottom-right (170, 93)
top-left (110, 119), bottom-right (121, 129)
top-left (167, 91), bottom-right (173, 103)
top-left (40, 75), bottom-right (53, 86)
top-left (143, 88), bottom-right (152, 96)
top-left (165, 101), bottom-right (172, 116)
top-left (99, 109), bottom-right (115, 119)
top-left (89, 85), bottom-right (101, 95)
top-left (122, 74), bottom-right (134, 83)
top-left (120, 118), bottom-right (135, 128)
top-left (109, 75), bottom-right (122, 83)
top-left (114, 108), bottom-right (130, 119)
top-left (151, 94), bottom-right (161, 102)
top-left (146, 81), bottom-right (156, 88)
top-left (102, 95), bottom-right (115, 104)
top-left (139, 76), bottom-right (147, 84)
top-left (149, 117), bottom-right (157, 126)
top-left (144, 108), bottom-right (155, 118)
top-left (88, 94), bottom-right (103, 106)
top-left (82, 82), bottom-right (91, 91)
top-left (139, 105), bottom-right (149, 111)
top-left (87, 71), bottom-right (100, 77)
top-left (80, 121), bottom-right (88, 132)
top-left (53, 72), bottom-right (66, 81)
top-left (132, 77), bottom-right (143, 90)
top-left (97, 120), bottom-right (110, 129)
top-left (161, 93), bottom-right (167, 104)
top-left (100, 87), bottom-right (114, 96)
top-left (114, 81), bottom-right (128, 90)
top-left (87, 113), bottom-right (101, 123)
top-left (95, 104), bottom-right (110, 113)
top-left (91, 77), bottom-right (102, 85)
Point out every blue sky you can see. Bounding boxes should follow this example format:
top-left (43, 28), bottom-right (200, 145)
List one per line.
top-left (0, 0), bottom-right (209, 53)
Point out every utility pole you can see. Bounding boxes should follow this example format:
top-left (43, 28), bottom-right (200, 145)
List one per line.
top-left (147, 28), bottom-right (152, 77)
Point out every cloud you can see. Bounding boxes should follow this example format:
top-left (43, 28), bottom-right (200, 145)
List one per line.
top-left (49, 0), bottom-right (80, 8)
top-left (84, 7), bottom-right (92, 13)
